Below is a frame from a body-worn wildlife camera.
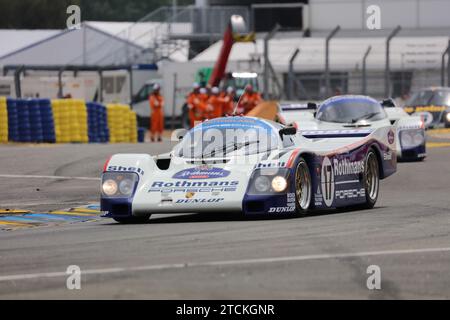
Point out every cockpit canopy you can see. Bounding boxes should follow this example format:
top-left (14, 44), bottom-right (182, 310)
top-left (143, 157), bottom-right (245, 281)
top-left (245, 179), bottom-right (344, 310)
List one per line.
top-left (173, 117), bottom-right (284, 159)
top-left (316, 96), bottom-right (387, 124)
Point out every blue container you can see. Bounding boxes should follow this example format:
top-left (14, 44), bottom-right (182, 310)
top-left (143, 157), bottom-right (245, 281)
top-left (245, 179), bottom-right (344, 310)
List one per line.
top-left (138, 127), bottom-right (146, 143)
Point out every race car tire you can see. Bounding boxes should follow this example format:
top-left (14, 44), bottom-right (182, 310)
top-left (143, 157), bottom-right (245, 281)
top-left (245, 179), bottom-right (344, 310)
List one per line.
top-left (361, 149), bottom-right (379, 209)
top-left (294, 157), bottom-right (312, 213)
top-left (113, 215), bottom-right (151, 224)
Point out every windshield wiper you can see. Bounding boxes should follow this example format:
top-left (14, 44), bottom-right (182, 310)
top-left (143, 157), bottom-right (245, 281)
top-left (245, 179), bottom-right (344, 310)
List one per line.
top-left (350, 112), bottom-right (380, 123)
top-left (200, 140), bottom-right (259, 158)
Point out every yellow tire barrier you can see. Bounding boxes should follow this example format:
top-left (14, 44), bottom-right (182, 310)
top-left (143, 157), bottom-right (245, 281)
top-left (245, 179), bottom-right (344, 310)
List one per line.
top-left (0, 97), bottom-right (8, 143)
top-left (106, 104), bottom-right (138, 143)
top-left (51, 99), bottom-right (88, 143)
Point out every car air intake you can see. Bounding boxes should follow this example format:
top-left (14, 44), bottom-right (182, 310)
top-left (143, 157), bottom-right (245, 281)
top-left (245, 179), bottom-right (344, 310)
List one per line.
top-left (187, 159), bottom-right (230, 165)
top-left (245, 201), bottom-right (265, 213)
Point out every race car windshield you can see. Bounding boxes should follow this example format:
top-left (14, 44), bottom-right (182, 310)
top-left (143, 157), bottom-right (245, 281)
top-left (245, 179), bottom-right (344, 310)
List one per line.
top-left (316, 99), bottom-right (387, 123)
top-left (173, 127), bottom-right (278, 159)
top-left (407, 90), bottom-right (450, 107)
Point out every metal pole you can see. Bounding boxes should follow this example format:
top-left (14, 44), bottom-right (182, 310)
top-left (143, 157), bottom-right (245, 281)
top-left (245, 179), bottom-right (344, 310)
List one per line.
top-left (263, 24), bottom-right (280, 100)
top-left (448, 44), bottom-right (450, 87)
top-left (443, 40), bottom-right (450, 86)
top-left (129, 66), bottom-right (134, 107)
top-left (58, 68), bottom-right (64, 98)
top-left (362, 45), bottom-right (372, 95)
top-left (325, 25), bottom-right (340, 98)
top-left (14, 66), bottom-right (24, 98)
top-left (288, 48), bottom-right (300, 100)
top-left (385, 25), bottom-right (401, 97)
top-left (98, 69), bottom-right (103, 103)
top-left (171, 73), bottom-right (177, 130)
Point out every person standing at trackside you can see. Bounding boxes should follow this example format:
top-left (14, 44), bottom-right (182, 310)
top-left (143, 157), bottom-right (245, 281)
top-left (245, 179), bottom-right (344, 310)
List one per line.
top-left (239, 85), bottom-right (262, 114)
top-left (186, 82), bottom-right (201, 128)
top-left (208, 87), bottom-right (224, 119)
top-left (149, 83), bottom-right (164, 142)
top-left (198, 87), bottom-right (212, 121)
top-left (222, 86), bottom-right (235, 116)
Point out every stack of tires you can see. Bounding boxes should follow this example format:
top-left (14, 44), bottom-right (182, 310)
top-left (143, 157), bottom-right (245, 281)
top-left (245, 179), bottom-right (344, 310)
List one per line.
top-left (27, 99), bottom-right (44, 143)
top-left (6, 98), bottom-right (19, 142)
top-left (0, 97), bottom-right (8, 143)
top-left (52, 99), bottom-right (88, 143)
top-left (129, 110), bottom-right (138, 143)
top-left (17, 99), bottom-right (31, 142)
top-left (106, 104), bottom-right (135, 143)
top-left (72, 99), bottom-right (88, 143)
top-left (98, 104), bottom-right (109, 143)
top-left (39, 99), bottom-right (56, 143)
top-left (86, 102), bottom-right (109, 143)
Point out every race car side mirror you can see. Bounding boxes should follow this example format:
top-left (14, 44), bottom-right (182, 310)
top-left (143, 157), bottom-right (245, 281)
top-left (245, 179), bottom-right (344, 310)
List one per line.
top-left (172, 128), bottom-right (187, 142)
top-left (279, 126), bottom-right (297, 139)
top-left (307, 102), bottom-right (317, 109)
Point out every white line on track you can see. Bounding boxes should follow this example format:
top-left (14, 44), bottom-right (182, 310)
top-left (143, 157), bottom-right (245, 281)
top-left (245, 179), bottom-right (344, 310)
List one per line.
top-left (0, 174), bottom-right (100, 181)
top-left (1, 246), bottom-right (449, 282)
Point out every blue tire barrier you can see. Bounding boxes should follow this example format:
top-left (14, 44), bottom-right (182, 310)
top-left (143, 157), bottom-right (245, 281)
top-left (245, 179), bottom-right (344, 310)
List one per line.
top-left (7, 98), bottom-right (19, 141)
top-left (4, 98), bottom-right (56, 143)
top-left (87, 102), bottom-right (109, 143)
top-left (38, 99), bottom-right (55, 143)
top-left (27, 99), bottom-right (43, 143)
top-left (16, 99), bottom-right (31, 142)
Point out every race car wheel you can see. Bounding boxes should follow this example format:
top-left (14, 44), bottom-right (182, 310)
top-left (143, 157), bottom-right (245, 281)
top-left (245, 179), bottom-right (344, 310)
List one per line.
top-left (113, 215), bottom-right (151, 224)
top-left (294, 158), bottom-right (312, 213)
top-left (362, 150), bottom-right (379, 209)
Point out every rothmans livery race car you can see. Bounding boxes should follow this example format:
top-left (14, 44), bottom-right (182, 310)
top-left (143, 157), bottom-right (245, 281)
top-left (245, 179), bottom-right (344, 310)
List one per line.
top-left (278, 95), bottom-right (426, 161)
top-left (101, 114), bottom-right (396, 223)
top-left (404, 87), bottom-right (450, 128)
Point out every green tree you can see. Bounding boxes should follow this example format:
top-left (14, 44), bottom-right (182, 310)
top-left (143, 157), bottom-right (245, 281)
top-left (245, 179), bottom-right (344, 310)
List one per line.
top-left (0, 0), bottom-right (193, 29)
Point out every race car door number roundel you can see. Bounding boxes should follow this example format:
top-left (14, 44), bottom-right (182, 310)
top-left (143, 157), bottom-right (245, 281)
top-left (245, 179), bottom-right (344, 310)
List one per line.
top-left (321, 157), bottom-right (335, 207)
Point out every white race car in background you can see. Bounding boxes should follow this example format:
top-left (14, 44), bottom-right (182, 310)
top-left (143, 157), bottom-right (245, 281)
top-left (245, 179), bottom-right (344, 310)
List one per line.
top-left (101, 115), bottom-right (397, 223)
top-left (278, 95), bottom-right (426, 161)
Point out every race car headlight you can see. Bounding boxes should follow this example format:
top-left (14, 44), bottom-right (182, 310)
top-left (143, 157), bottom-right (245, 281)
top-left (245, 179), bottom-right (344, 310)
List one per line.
top-left (249, 168), bottom-right (290, 194)
top-left (119, 179), bottom-right (135, 196)
top-left (446, 113), bottom-right (450, 122)
top-left (413, 132), bottom-right (425, 145)
top-left (272, 176), bottom-right (287, 192)
top-left (102, 179), bottom-right (118, 196)
top-left (101, 172), bottom-right (138, 197)
top-left (400, 129), bottom-right (424, 148)
top-left (254, 176), bottom-right (271, 193)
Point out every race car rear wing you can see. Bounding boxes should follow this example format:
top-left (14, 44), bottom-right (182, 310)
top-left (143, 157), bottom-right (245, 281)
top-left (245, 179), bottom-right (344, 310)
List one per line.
top-left (278, 102), bottom-right (317, 112)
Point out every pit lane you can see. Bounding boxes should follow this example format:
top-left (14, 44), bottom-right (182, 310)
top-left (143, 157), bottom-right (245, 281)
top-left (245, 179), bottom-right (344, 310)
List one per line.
top-left (0, 132), bottom-right (449, 299)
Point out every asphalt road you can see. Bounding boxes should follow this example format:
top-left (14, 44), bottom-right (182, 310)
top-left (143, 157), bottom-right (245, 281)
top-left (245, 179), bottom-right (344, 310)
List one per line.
top-left (0, 137), bottom-right (449, 299)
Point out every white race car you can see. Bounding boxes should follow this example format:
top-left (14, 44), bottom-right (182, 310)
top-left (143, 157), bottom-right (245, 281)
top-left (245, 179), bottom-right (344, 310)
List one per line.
top-left (278, 95), bottom-right (426, 161)
top-left (101, 115), bottom-right (397, 223)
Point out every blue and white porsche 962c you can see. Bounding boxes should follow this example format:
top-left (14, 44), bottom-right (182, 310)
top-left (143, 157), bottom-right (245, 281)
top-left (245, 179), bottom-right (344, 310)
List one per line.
top-left (100, 115), bottom-right (397, 223)
top-left (278, 95), bottom-right (426, 161)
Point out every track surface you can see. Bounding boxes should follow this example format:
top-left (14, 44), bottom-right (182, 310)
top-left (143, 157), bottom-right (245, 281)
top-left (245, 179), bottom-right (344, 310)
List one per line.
top-left (0, 138), bottom-right (449, 299)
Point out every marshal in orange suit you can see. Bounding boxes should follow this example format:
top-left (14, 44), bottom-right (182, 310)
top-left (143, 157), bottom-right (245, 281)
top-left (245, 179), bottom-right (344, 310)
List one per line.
top-left (149, 84), bottom-right (164, 142)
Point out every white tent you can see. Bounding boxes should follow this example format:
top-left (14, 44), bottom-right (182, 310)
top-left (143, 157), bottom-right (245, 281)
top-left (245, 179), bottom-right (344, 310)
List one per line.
top-left (0, 21), bottom-right (191, 67)
top-left (0, 29), bottom-right (60, 58)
